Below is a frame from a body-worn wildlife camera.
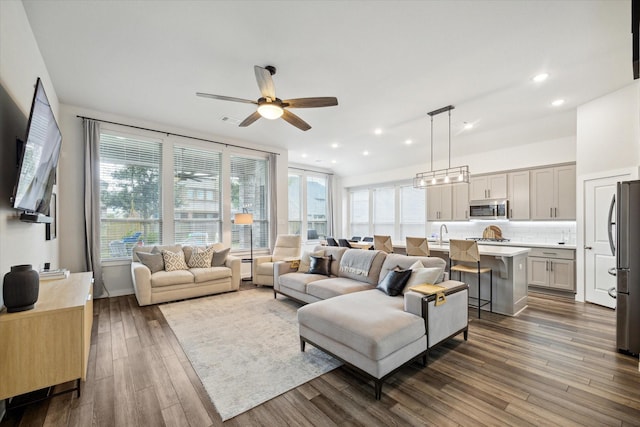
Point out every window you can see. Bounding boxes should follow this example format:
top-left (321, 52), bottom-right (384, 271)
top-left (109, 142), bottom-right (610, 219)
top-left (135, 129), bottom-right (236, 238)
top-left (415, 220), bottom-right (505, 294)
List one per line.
top-left (174, 146), bottom-right (221, 246)
top-left (99, 133), bottom-right (162, 259)
top-left (288, 173), bottom-right (302, 235)
top-left (400, 185), bottom-right (426, 239)
top-left (350, 189), bottom-right (370, 238)
top-left (373, 187), bottom-right (395, 236)
top-left (231, 155), bottom-right (268, 250)
top-left (287, 170), bottom-right (331, 240)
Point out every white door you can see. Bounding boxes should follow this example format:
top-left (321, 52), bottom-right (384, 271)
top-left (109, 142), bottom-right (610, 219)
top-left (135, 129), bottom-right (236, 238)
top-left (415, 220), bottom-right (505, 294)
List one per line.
top-left (584, 174), bottom-right (627, 308)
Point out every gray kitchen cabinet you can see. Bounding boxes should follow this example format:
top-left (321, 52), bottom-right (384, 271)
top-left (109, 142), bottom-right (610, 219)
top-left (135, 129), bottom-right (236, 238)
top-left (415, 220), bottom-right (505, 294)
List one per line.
top-left (470, 174), bottom-right (507, 200)
top-left (427, 185), bottom-right (452, 221)
top-left (527, 247), bottom-right (575, 292)
top-left (452, 183), bottom-right (469, 220)
top-left (530, 165), bottom-right (576, 220)
top-left (508, 171), bottom-right (530, 220)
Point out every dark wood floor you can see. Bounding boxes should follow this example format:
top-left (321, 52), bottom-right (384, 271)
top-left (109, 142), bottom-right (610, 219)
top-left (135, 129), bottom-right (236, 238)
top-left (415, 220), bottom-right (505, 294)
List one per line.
top-left (3, 286), bottom-right (640, 427)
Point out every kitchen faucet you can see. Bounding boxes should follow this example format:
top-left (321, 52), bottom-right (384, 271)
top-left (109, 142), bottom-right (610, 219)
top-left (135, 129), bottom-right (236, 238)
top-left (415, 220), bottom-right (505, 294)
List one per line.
top-left (439, 224), bottom-right (449, 245)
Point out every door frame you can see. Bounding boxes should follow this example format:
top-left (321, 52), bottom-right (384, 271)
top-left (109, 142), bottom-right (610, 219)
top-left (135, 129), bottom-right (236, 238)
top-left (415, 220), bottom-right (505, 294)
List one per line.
top-left (577, 167), bottom-right (639, 303)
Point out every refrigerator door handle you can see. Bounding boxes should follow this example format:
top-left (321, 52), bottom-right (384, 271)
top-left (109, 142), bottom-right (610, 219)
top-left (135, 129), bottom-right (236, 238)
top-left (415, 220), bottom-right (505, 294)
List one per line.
top-left (607, 193), bottom-right (616, 256)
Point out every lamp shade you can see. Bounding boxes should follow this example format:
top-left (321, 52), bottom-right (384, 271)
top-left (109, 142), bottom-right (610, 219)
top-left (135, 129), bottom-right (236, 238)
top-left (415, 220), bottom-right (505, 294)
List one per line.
top-left (234, 213), bottom-right (254, 225)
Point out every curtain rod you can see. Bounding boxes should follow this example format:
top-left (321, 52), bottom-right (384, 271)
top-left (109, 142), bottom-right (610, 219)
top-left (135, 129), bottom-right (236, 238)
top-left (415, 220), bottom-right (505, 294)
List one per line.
top-left (76, 115), bottom-right (281, 156)
top-left (288, 166), bottom-right (334, 176)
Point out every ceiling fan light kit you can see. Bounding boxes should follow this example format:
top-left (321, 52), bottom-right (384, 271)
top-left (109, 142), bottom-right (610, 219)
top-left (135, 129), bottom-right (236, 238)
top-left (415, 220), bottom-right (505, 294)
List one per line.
top-left (196, 65), bottom-right (338, 131)
top-left (413, 105), bottom-right (471, 189)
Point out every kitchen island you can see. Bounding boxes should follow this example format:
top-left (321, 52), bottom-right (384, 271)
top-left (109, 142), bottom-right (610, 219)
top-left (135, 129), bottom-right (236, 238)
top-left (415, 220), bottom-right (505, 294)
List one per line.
top-left (427, 243), bottom-right (530, 316)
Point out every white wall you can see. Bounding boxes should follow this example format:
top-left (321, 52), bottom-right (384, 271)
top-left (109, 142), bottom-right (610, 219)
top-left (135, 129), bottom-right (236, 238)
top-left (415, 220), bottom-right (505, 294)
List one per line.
top-left (58, 104), bottom-right (289, 297)
top-left (0, 0), bottom-right (60, 307)
top-left (575, 80), bottom-right (640, 302)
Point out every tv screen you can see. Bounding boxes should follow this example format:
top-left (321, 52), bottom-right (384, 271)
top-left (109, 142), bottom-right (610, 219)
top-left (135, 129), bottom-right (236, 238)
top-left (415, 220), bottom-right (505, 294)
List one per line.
top-left (12, 78), bottom-right (62, 214)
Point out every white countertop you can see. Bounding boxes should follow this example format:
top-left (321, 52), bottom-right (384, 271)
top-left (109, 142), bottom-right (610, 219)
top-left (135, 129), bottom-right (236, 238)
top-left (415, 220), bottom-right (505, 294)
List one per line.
top-left (426, 239), bottom-right (576, 250)
top-left (427, 243), bottom-right (531, 257)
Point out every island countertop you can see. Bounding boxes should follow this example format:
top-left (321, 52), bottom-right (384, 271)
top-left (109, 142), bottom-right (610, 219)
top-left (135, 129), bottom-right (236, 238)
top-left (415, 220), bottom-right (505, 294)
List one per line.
top-left (426, 243), bottom-right (531, 257)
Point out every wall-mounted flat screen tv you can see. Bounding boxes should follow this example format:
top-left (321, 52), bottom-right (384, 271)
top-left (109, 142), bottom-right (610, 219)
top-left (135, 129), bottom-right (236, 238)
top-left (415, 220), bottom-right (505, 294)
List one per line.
top-left (11, 78), bottom-right (62, 218)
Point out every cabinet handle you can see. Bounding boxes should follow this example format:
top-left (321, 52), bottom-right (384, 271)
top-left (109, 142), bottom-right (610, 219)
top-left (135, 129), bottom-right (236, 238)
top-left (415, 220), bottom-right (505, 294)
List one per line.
top-left (555, 207), bottom-right (557, 217)
top-left (546, 260), bottom-right (549, 271)
top-left (550, 261), bottom-right (553, 272)
top-left (584, 246), bottom-right (593, 250)
top-left (550, 207), bottom-right (553, 218)
top-left (465, 210), bottom-right (468, 219)
top-left (488, 189), bottom-right (491, 198)
top-left (510, 208), bottom-right (513, 218)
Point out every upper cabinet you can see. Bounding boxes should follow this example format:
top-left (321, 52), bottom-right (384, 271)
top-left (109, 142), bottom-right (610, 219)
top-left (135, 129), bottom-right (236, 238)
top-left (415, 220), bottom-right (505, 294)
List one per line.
top-left (427, 185), bottom-right (452, 221)
top-left (469, 174), bottom-right (507, 200)
top-left (452, 184), bottom-right (469, 221)
top-left (530, 165), bottom-right (576, 220)
top-left (507, 171), bottom-right (530, 220)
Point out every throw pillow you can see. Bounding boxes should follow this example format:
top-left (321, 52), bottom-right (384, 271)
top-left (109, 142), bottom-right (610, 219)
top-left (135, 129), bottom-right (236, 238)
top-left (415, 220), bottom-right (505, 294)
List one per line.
top-left (187, 246), bottom-right (215, 268)
top-left (406, 266), bottom-right (444, 289)
top-left (136, 251), bottom-right (164, 274)
top-left (307, 255), bottom-right (331, 276)
top-left (377, 266), bottom-right (413, 296)
top-left (162, 249), bottom-right (189, 272)
top-left (212, 248), bottom-right (230, 267)
top-left (298, 250), bottom-right (325, 273)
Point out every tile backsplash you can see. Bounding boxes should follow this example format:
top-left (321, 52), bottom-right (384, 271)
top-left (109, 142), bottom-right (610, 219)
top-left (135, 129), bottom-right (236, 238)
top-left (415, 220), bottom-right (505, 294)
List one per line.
top-left (428, 221), bottom-right (576, 245)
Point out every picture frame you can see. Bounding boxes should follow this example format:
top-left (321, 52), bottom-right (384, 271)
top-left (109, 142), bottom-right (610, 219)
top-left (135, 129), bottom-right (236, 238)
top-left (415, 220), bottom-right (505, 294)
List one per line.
top-left (45, 193), bottom-right (57, 240)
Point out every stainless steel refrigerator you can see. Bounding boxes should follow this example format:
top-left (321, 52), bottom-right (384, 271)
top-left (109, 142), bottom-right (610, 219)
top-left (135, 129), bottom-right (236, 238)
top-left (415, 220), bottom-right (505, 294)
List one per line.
top-left (609, 180), bottom-right (640, 355)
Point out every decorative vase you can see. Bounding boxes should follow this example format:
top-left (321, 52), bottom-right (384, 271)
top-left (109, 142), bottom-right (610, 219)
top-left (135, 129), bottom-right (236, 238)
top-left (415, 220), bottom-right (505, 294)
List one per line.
top-left (3, 264), bottom-right (39, 312)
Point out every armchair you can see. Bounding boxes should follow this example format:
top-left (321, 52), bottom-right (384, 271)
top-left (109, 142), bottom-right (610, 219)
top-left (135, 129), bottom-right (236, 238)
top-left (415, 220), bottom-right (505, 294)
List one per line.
top-left (253, 235), bottom-right (302, 286)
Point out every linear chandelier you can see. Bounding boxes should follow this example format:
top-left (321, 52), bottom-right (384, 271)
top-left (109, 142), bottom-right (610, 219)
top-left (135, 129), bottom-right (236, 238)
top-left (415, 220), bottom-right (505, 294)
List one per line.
top-left (413, 105), bottom-right (470, 188)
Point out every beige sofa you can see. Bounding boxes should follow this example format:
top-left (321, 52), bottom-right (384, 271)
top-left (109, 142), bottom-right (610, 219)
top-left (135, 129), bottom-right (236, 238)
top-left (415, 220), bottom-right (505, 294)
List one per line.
top-left (131, 243), bottom-right (240, 306)
top-left (274, 245), bottom-right (468, 399)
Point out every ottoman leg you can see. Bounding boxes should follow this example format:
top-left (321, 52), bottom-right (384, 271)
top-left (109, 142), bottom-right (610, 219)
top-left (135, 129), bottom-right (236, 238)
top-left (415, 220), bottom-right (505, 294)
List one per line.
top-left (300, 338), bottom-right (306, 352)
top-left (374, 380), bottom-right (383, 400)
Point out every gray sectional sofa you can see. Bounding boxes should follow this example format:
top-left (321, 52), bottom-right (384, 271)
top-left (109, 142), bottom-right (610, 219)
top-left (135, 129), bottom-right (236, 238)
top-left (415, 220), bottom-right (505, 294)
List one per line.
top-left (273, 245), bottom-right (469, 399)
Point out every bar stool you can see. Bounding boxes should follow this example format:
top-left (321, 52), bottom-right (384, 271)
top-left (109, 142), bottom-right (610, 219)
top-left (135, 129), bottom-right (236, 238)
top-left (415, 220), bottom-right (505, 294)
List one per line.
top-left (373, 235), bottom-right (393, 253)
top-left (448, 239), bottom-right (492, 318)
top-left (405, 237), bottom-right (430, 256)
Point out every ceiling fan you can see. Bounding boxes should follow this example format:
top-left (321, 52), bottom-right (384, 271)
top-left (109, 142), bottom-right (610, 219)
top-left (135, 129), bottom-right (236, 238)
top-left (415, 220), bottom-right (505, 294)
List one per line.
top-left (196, 65), bottom-right (338, 131)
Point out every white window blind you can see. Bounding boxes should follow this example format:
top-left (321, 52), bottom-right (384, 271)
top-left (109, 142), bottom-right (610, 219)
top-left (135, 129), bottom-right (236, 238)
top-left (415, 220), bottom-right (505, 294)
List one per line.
top-left (350, 189), bottom-right (370, 238)
top-left (400, 185), bottom-right (426, 239)
top-left (231, 155), bottom-right (268, 250)
top-left (99, 133), bottom-right (162, 259)
top-left (373, 187), bottom-right (395, 236)
top-left (288, 173), bottom-right (302, 235)
top-left (173, 146), bottom-right (222, 245)
top-left (306, 176), bottom-right (327, 240)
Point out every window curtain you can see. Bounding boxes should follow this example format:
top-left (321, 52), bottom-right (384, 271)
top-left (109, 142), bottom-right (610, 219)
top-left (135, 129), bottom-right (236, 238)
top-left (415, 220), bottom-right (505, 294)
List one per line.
top-left (269, 153), bottom-right (278, 250)
top-left (83, 119), bottom-right (104, 297)
top-left (327, 174), bottom-right (334, 237)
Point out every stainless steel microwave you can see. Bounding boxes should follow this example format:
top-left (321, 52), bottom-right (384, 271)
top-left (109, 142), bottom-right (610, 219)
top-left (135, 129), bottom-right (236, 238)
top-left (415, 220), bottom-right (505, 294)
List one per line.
top-left (469, 200), bottom-right (509, 220)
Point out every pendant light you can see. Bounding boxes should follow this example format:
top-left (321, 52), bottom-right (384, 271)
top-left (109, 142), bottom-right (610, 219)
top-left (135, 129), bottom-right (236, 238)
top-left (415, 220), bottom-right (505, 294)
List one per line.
top-left (413, 105), bottom-right (470, 188)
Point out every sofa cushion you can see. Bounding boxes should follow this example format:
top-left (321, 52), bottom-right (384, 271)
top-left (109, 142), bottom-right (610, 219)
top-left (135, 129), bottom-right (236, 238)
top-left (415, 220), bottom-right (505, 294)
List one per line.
top-left (379, 254), bottom-right (446, 285)
top-left (377, 267), bottom-right (412, 296)
top-left (297, 289), bottom-right (425, 361)
top-left (405, 261), bottom-right (443, 289)
top-left (279, 272), bottom-right (327, 293)
top-left (308, 255), bottom-right (331, 276)
top-left (190, 266), bottom-right (232, 283)
top-left (137, 251), bottom-right (164, 273)
top-left (212, 248), bottom-right (230, 267)
top-left (298, 250), bottom-right (325, 273)
top-left (187, 246), bottom-right (215, 268)
top-left (256, 261), bottom-right (275, 276)
top-left (307, 277), bottom-right (375, 300)
top-left (150, 270), bottom-right (195, 287)
top-left (313, 246), bottom-right (348, 276)
top-left (338, 250), bottom-right (386, 285)
top-left (133, 244), bottom-right (181, 262)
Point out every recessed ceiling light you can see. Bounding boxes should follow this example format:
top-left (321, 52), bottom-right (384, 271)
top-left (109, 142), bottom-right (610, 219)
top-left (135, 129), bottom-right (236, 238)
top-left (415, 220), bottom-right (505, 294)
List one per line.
top-left (331, 143), bottom-right (339, 148)
top-left (551, 99), bottom-right (565, 107)
top-left (301, 153), bottom-right (308, 158)
top-left (405, 139), bottom-right (412, 145)
top-left (374, 128), bottom-right (382, 135)
top-left (463, 122), bottom-right (473, 130)
top-left (533, 73), bottom-right (549, 83)
top-left (363, 150), bottom-right (369, 156)
top-left (331, 159), bottom-right (337, 164)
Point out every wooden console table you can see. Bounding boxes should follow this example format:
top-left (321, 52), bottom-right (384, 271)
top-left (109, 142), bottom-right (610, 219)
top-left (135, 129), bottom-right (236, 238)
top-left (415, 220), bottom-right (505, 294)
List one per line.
top-left (0, 272), bottom-right (93, 400)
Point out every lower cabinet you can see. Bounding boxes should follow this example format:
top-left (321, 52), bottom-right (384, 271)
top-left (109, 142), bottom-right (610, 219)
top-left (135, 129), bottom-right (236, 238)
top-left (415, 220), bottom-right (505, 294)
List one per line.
top-left (527, 248), bottom-right (575, 292)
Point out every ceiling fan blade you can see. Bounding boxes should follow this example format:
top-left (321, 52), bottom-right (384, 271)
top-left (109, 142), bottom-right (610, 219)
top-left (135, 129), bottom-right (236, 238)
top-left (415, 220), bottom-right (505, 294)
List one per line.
top-left (239, 111), bottom-right (262, 127)
top-left (283, 97), bottom-right (339, 108)
top-left (196, 92), bottom-right (257, 105)
top-left (254, 66), bottom-right (276, 100)
top-left (282, 110), bottom-right (311, 131)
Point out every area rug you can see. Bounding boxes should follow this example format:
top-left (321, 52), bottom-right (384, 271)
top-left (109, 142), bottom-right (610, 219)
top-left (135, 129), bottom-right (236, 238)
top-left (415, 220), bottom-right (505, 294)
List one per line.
top-left (159, 289), bottom-right (341, 421)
